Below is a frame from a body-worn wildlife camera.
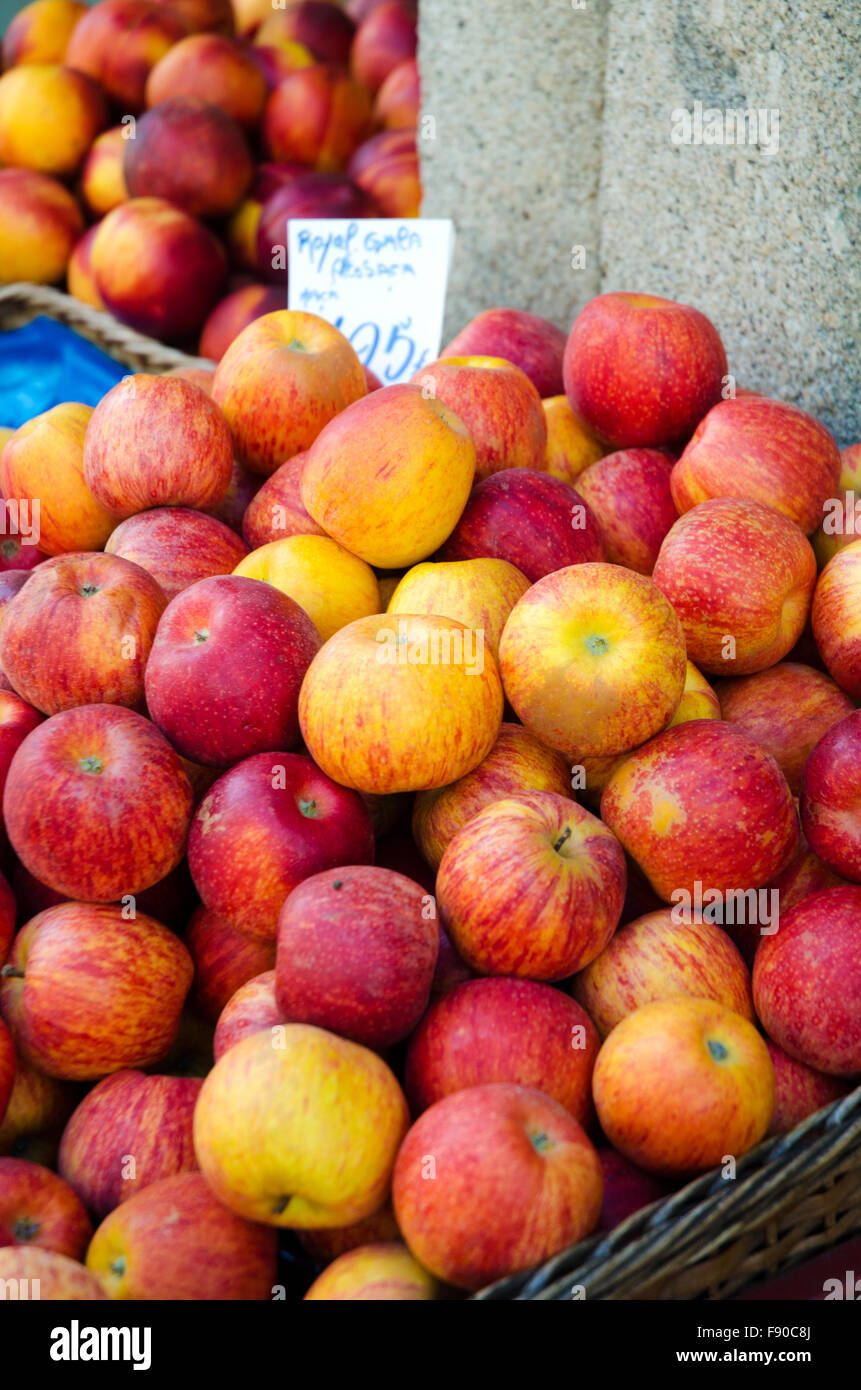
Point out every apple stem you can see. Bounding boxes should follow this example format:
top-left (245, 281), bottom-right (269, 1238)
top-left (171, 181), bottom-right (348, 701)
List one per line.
top-left (0, 965), bottom-right (23, 979)
top-left (553, 827), bottom-right (572, 853)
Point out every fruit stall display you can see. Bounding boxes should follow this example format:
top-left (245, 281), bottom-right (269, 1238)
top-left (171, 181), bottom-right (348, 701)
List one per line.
top-left (0, 0), bottom-right (420, 354)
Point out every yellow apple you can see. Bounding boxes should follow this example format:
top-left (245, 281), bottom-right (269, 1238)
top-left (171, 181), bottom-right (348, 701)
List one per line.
top-left (233, 534), bottom-right (380, 642)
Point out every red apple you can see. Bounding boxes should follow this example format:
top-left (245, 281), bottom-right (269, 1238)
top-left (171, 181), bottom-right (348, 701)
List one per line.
top-left (105, 507), bottom-right (249, 601)
top-left (564, 292), bottom-right (727, 448)
top-left (0, 901), bottom-right (193, 1081)
top-left (187, 751), bottom-right (375, 940)
top-left (596, 1148), bottom-right (674, 1233)
top-left (213, 970), bottom-right (284, 1060)
top-left (437, 791), bottom-right (626, 981)
top-left (442, 308), bottom-right (566, 400)
top-left (0, 872), bottom-right (14, 969)
top-left (574, 448), bottom-right (678, 574)
top-left (765, 1040), bottom-right (852, 1136)
top-left (184, 905), bottom-right (276, 1022)
top-left (275, 865), bottom-right (437, 1048)
top-left (0, 1157), bottom-right (91, 1258)
top-left (3, 705), bottom-right (193, 902)
top-left (86, 1171), bottom-right (278, 1299)
top-left (0, 552), bottom-right (167, 716)
top-left (58, 1070), bottom-right (203, 1219)
top-left (753, 885), bottom-right (861, 1075)
top-left (241, 452), bottom-right (325, 549)
top-left (0, 1245), bottom-right (107, 1299)
top-left (0, 1053), bottom-right (78, 1162)
top-left (393, 1083), bottom-right (603, 1291)
top-left (145, 574), bottom-right (321, 768)
top-left (205, 458), bottom-right (262, 535)
top-left (0, 1016), bottom-right (13, 1126)
top-left (0, 691), bottom-right (43, 826)
top-left (412, 356), bottom-right (547, 481)
top-left (438, 468), bottom-right (605, 582)
top-left (811, 540), bottom-right (861, 699)
top-left (404, 977), bottom-right (599, 1126)
top-left (800, 709), bottom-right (861, 881)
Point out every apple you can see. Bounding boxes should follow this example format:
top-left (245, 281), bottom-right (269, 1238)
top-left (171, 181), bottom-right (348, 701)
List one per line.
top-left (593, 998), bottom-right (774, 1176)
top-left (0, 691), bottom-right (43, 823)
top-left (275, 865), bottom-right (437, 1048)
top-left (234, 535), bottom-right (380, 643)
top-left (0, 1245), bottom-right (107, 1299)
top-left (652, 497), bottom-right (817, 675)
top-left (765, 1040), bottom-right (852, 1137)
top-left (574, 448), bottom-right (678, 574)
top-left (263, 64), bottom-right (372, 172)
top-left (2, 0), bottom-right (87, 68)
top-left (412, 721), bottom-right (572, 872)
top-left (671, 396), bottom-right (841, 535)
top-left (541, 395), bottom-right (606, 484)
top-left (184, 906), bottom-right (276, 1022)
top-left (716, 662), bottom-right (854, 795)
top-left (145, 574), bottom-right (320, 768)
top-left (297, 1204), bottom-right (401, 1264)
top-left (753, 886), bottom-right (861, 1076)
top-left (766, 825), bottom-right (846, 935)
top-left (87, 1171), bottom-right (277, 1300)
top-left (64, 0), bottom-right (187, 110)
top-left (80, 126), bottom-right (128, 218)
top-left (596, 1148), bottom-right (674, 1233)
top-left (442, 308), bottom-right (566, 399)
top-left (304, 1241), bottom-right (436, 1300)
top-left (811, 539), bottom-right (861, 699)
top-left (404, 977), bottom-right (599, 1126)
top-left (601, 721), bottom-right (799, 903)
top-left (563, 292), bottom-right (727, 448)
top-left (145, 34), bottom-right (268, 130)
top-left (571, 908), bottom-right (754, 1038)
top-left (0, 1017), bottom-right (13, 1127)
top-left (203, 459), bottom-right (262, 537)
top-left (499, 561), bottom-right (686, 757)
top-left (351, 0), bottom-right (416, 92)
top-left (105, 507), bottom-right (249, 601)
top-left (212, 310), bottom-right (367, 476)
top-left (58, 1070), bottom-right (202, 1219)
top-left (0, 872), bottom-right (14, 969)
top-left (84, 373), bottom-right (233, 520)
top-left (0, 168), bottom-right (83, 286)
top-left (301, 384), bottom-right (476, 568)
top-left (799, 710), bottom-right (861, 881)
top-left (0, 1157), bottom-right (91, 1258)
top-left (0, 63), bottom-right (107, 178)
top-left (0, 402), bottom-right (115, 557)
top-left (0, 1053), bottom-right (78, 1162)
top-left (241, 452), bottom-right (325, 549)
top-left (0, 901), bottom-right (193, 1081)
top-left (438, 468), bottom-right (605, 583)
top-left (0, 552), bottom-right (166, 717)
top-left (392, 1082), bottom-right (603, 1291)
top-left (412, 356), bottom-right (547, 481)
top-left (187, 751), bottom-right (375, 940)
top-left (90, 197), bottom-right (228, 344)
top-left (812, 442), bottom-right (861, 569)
top-left (193, 1025), bottom-right (410, 1227)
top-left (437, 791), bottom-right (626, 980)
top-left (386, 558), bottom-right (530, 664)
top-left (4, 705), bottom-right (193, 902)
top-left (299, 613), bottom-right (504, 795)
top-left (213, 971), bottom-right (283, 1060)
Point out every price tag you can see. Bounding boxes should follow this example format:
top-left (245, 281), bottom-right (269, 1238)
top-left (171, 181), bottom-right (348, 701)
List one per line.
top-left (287, 218), bottom-right (455, 385)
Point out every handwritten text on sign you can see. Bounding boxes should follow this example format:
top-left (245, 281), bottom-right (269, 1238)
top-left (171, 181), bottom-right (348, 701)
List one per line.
top-left (287, 219), bottom-right (455, 385)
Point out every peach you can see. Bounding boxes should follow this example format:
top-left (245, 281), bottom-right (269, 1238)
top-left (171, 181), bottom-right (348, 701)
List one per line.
top-left (373, 55), bottom-right (419, 129)
top-left (233, 534), bottom-right (379, 642)
top-left (248, 40), bottom-right (316, 92)
top-left (83, 374), bottom-right (233, 519)
top-left (811, 539), bottom-right (861, 699)
top-left (715, 662), bottom-right (854, 795)
top-left (301, 384), bottom-right (476, 568)
top-left (347, 127), bottom-right (420, 215)
top-left (66, 226), bottom-right (106, 310)
top-left (106, 507), bottom-right (248, 600)
top-left (148, 0), bottom-right (234, 35)
top-left (601, 720), bottom-right (799, 902)
top-left (671, 396), bottom-right (841, 535)
top-left (411, 356), bottom-right (545, 481)
top-left (575, 448), bottom-right (678, 575)
top-left (0, 403), bottom-right (115, 557)
top-left (199, 284), bottom-right (284, 362)
top-left (2, 1), bottom-right (87, 68)
top-left (90, 197), bottom-right (227, 343)
top-left (572, 909), bottom-right (754, 1039)
top-left (0, 64), bottom-right (106, 177)
top-left (213, 310), bottom-right (366, 475)
top-left (541, 395), bottom-right (606, 484)
top-left (224, 160), bottom-right (305, 273)
top-left (145, 33), bottom-right (265, 127)
top-left (652, 497), bottom-right (817, 676)
top-left (387, 557), bottom-right (530, 663)
top-left (64, 0), bottom-right (188, 111)
top-left (256, 171), bottom-right (379, 283)
top-left (351, 0), bottom-right (416, 94)
top-left (124, 97), bottom-right (253, 219)
top-left (0, 169), bottom-right (82, 284)
top-left (241, 453), bottom-right (325, 548)
top-left (79, 126), bottom-right (129, 218)
top-left (255, 3), bottom-right (356, 66)
top-left (263, 64), bottom-right (373, 172)
top-left (564, 292), bottom-right (727, 449)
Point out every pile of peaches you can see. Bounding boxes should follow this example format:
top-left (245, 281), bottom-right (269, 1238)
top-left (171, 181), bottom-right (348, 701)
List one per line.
top-left (0, 287), bottom-right (859, 1301)
top-left (0, 0), bottom-right (419, 355)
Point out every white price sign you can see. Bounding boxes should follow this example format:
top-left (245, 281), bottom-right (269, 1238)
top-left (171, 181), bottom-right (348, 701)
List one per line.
top-left (287, 218), bottom-right (455, 385)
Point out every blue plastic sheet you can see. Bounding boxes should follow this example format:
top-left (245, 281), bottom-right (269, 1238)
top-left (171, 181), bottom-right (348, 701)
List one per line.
top-left (0, 315), bottom-right (128, 430)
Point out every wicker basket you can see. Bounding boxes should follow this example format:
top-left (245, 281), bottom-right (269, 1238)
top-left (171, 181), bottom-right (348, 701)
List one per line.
top-left (475, 1085), bottom-right (861, 1300)
top-left (0, 282), bottom-right (213, 375)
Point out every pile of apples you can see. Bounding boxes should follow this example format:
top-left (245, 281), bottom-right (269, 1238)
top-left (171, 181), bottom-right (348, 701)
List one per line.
top-left (0, 289), bottom-right (860, 1302)
top-left (0, 0), bottom-right (419, 355)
